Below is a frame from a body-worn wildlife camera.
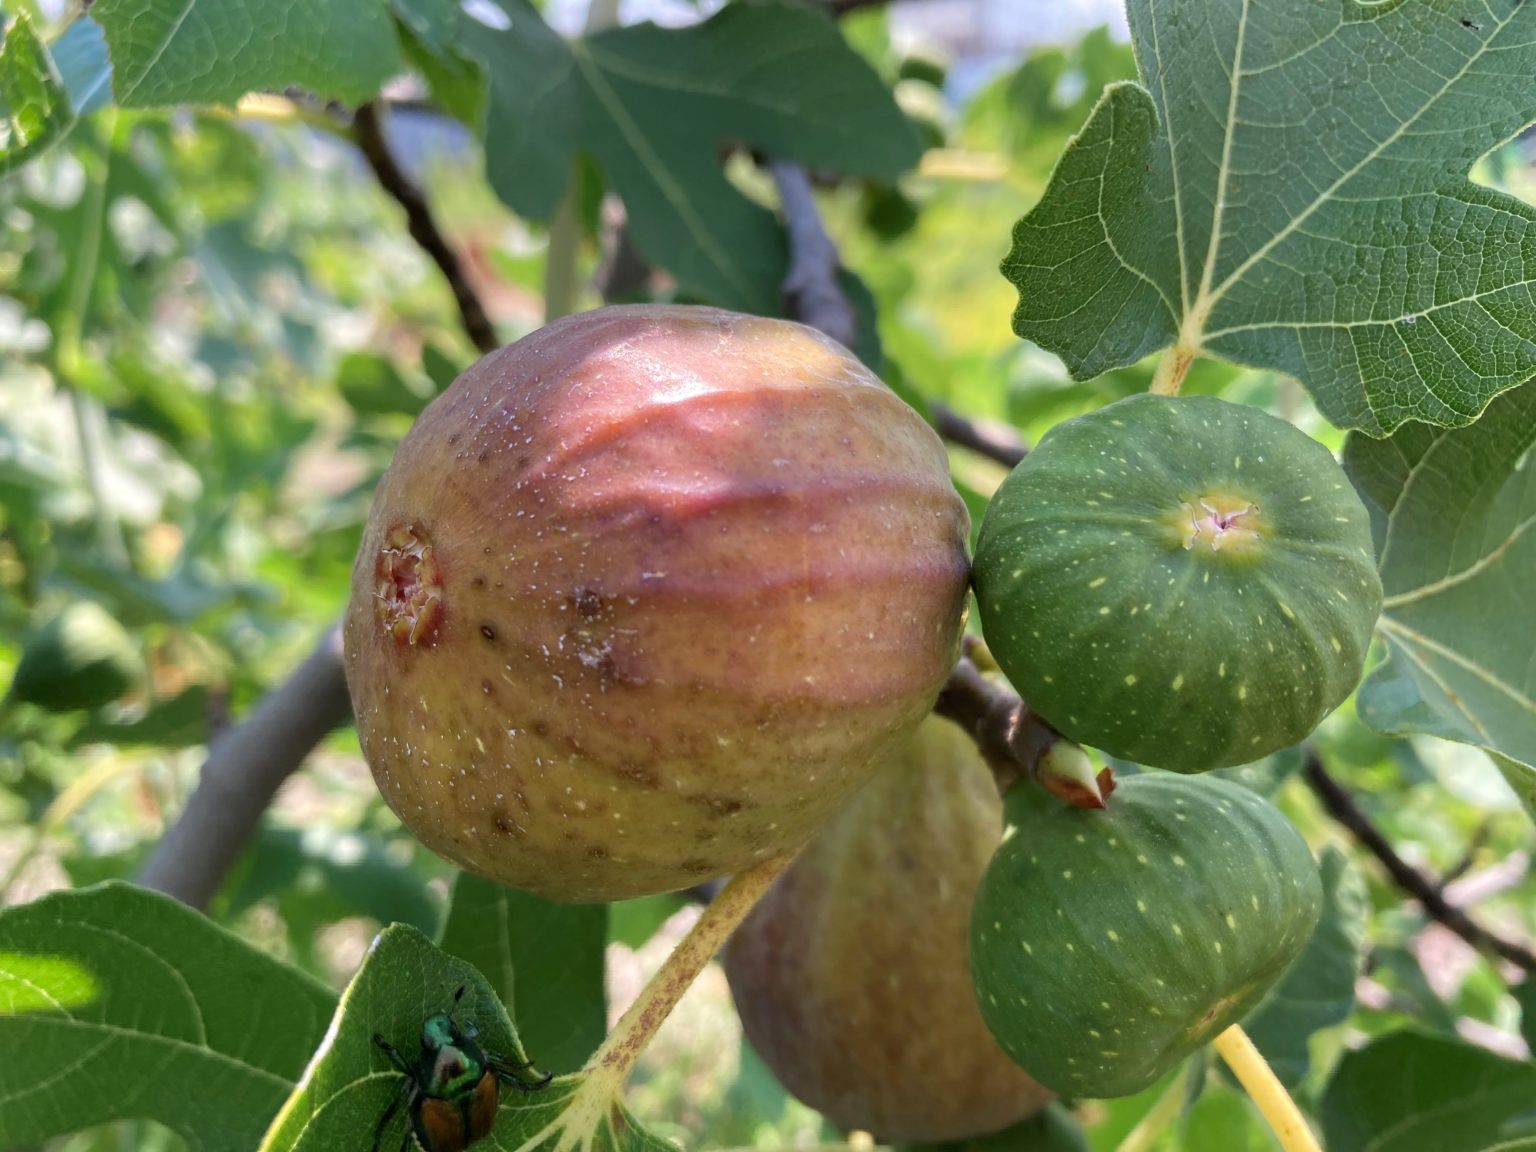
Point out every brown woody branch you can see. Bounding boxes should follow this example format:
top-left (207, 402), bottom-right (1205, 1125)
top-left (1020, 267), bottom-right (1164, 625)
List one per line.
top-left (1303, 752), bottom-right (1536, 974)
top-left (931, 402), bottom-right (1028, 467)
top-left (353, 101), bottom-right (499, 356)
top-left (138, 627), bottom-right (352, 907)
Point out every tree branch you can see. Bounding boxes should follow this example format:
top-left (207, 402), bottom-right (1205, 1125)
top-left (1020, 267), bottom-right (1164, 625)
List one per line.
top-left (353, 101), bottom-right (499, 356)
top-left (138, 626), bottom-right (352, 908)
top-left (930, 402), bottom-right (1028, 467)
top-left (768, 161), bottom-right (859, 351)
top-left (768, 160), bottom-right (1029, 469)
top-left (1302, 752), bottom-right (1536, 974)
top-left (931, 645), bottom-right (1062, 795)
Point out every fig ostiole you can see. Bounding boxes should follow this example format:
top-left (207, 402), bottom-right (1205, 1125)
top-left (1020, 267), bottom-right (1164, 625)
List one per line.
top-left (973, 394), bottom-right (1382, 773)
top-left (344, 305), bottom-right (971, 902)
top-left (724, 715), bottom-right (1053, 1142)
top-left (970, 772), bottom-right (1323, 1098)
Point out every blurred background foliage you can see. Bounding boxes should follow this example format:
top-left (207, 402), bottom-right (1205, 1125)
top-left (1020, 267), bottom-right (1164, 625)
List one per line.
top-left (2, 1), bottom-right (1535, 1149)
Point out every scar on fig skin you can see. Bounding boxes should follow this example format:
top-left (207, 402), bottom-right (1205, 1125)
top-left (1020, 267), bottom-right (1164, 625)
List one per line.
top-left (374, 522), bottom-right (444, 646)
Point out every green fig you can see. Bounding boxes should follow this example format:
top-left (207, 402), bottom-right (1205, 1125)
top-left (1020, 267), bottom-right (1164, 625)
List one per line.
top-left (974, 394), bottom-right (1381, 772)
top-left (971, 773), bottom-right (1322, 1098)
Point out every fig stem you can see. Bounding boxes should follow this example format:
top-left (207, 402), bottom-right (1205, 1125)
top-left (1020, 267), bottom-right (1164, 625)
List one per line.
top-left (1212, 1025), bottom-right (1320, 1152)
top-left (1114, 1063), bottom-right (1190, 1152)
top-left (589, 852), bottom-right (796, 1082)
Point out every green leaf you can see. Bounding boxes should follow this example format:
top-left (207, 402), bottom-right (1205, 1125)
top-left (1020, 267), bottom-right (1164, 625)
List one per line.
top-left (1346, 383), bottom-right (1536, 801)
top-left (68, 686), bottom-right (209, 749)
top-left (470, 0), bottom-right (920, 313)
top-left (1242, 845), bottom-right (1369, 1089)
top-left (1320, 1030), bottom-right (1536, 1152)
top-left (1000, 1), bottom-right (1536, 435)
top-left (1178, 1085), bottom-right (1269, 1152)
top-left (0, 882), bottom-right (336, 1149)
top-left (261, 923), bottom-right (668, 1152)
top-left (438, 871), bottom-right (607, 1075)
top-left (0, 14), bottom-right (72, 176)
top-left (92, 0), bottom-right (403, 108)
top-left (224, 826), bottom-right (442, 939)
top-left (337, 350), bottom-right (433, 417)
top-left (1211, 746), bottom-right (1303, 798)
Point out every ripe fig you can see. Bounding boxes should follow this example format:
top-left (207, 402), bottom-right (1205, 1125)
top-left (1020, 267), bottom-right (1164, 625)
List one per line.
top-left (724, 716), bottom-right (1053, 1141)
top-left (973, 394), bottom-right (1381, 772)
top-left (345, 306), bottom-right (970, 902)
top-left (971, 773), bottom-right (1322, 1098)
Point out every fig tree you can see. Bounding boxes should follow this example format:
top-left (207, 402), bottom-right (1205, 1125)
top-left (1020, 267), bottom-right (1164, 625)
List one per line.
top-left (973, 394), bottom-right (1381, 772)
top-left (724, 716), bottom-right (1053, 1141)
top-left (344, 305), bottom-right (970, 902)
top-left (971, 773), bottom-right (1322, 1098)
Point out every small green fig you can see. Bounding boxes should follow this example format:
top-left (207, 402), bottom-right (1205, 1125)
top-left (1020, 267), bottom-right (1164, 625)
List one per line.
top-left (345, 306), bottom-right (970, 902)
top-left (973, 394), bottom-right (1382, 772)
top-left (724, 716), bottom-right (1053, 1142)
top-left (971, 773), bottom-right (1322, 1098)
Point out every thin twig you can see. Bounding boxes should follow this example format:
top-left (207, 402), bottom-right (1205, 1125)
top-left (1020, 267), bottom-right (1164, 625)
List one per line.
top-left (768, 160), bottom-right (859, 350)
top-left (137, 627), bottom-right (352, 908)
top-left (768, 160), bottom-right (1030, 468)
top-left (1303, 752), bottom-right (1536, 974)
top-left (930, 401), bottom-right (1028, 467)
top-left (352, 101), bottom-right (499, 356)
top-left (932, 642), bottom-right (1063, 796)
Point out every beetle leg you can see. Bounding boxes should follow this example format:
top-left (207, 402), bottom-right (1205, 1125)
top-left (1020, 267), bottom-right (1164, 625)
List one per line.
top-left (492, 1058), bottom-right (554, 1091)
top-left (374, 1034), bottom-right (414, 1077)
top-left (371, 1084), bottom-right (406, 1152)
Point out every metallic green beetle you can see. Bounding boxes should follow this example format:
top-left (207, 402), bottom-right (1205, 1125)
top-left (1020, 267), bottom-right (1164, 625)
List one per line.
top-left (372, 986), bottom-right (553, 1152)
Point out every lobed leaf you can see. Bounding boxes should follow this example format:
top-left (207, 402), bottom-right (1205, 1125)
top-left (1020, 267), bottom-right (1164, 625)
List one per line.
top-left (1345, 382), bottom-right (1536, 809)
top-left (0, 882), bottom-right (336, 1149)
top-left (445, 0), bottom-right (920, 315)
top-left (1001, 0), bottom-right (1536, 435)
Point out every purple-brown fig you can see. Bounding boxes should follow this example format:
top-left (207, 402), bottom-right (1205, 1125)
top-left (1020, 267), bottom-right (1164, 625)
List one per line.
top-left (724, 715), bottom-right (1053, 1141)
top-left (344, 305), bottom-right (970, 902)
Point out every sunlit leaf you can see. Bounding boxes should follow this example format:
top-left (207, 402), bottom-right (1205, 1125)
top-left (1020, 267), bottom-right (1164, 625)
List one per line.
top-left (0, 882), bottom-right (335, 1149)
top-left (92, 0), bottom-right (402, 107)
top-left (456, 0), bottom-right (920, 314)
top-left (1001, 1), bottom-right (1536, 435)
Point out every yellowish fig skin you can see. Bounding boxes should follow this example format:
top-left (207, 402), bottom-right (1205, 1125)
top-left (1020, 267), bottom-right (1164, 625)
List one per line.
top-left (345, 305), bottom-right (970, 902)
top-left (724, 716), bottom-right (1053, 1141)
